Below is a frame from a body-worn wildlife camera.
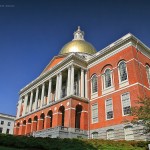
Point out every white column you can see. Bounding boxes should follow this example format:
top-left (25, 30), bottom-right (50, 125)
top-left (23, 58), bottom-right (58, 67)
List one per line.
top-left (67, 66), bottom-right (71, 96)
top-left (81, 68), bottom-right (85, 97)
top-left (34, 87), bottom-right (39, 110)
top-left (85, 71), bottom-right (88, 98)
top-left (23, 95), bottom-right (28, 116)
top-left (16, 98), bottom-right (22, 118)
top-left (40, 83), bottom-right (45, 107)
top-left (55, 74), bottom-right (59, 101)
top-left (58, 72), bottom-right (62, 99)
top-left (78, 71), bottom-right (81, 96)
top-left (29, 91), bottom-right (33, 112)
top-left (48, 79), bottom-right (52, 103)
top-left (70, 65), bottom-right (74, 95)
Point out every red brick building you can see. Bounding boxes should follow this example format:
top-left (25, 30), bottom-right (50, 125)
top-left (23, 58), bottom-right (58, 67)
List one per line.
top-left (14, 27), bottom-right (150, 140)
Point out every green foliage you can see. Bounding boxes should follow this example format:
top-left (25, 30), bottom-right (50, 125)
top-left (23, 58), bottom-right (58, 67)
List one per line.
top-left (131, 97), bottom-right (150, 133)
top-left (0, 134), bottom-right (149, 150)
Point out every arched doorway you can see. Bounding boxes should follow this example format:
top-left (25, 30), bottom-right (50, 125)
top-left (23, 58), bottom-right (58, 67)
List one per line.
top-left (40, 113), bottom-right (45, 129)
top-left (58, 106), bottom-right (65, 126)
top-left (47, 110), bottom-right (53, 128)
top-left (75, 105), bottom-right (82, 129)
top-left (33, 116), bottom-right (38, 131)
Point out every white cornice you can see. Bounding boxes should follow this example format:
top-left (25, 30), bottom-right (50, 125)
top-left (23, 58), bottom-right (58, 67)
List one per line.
top-left (88, 33), bottom-right (150, 68)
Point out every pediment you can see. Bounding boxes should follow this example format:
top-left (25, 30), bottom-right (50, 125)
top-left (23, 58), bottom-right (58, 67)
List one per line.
top-left (41, 55), bottom-right (66, 74)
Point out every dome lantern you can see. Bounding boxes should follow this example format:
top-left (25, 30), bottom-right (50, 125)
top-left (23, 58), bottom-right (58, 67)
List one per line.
top-left (59, 26), bottom-right (96, 55)
top-left (73, 26), bottom-right (84, 41)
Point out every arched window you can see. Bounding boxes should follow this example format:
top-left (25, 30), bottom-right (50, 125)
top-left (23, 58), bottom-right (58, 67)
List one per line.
top-left (118, 61), bottom-right (127, 82)
top-left (124, 126), bottom-right (134, 140)
top-left (105, 69), bottom-right (112, 88)
top-left (91, 74), bottom-right (98, 93)
top-left (146, 65), bottom-right (150, 85)
top-left (92, 132), bottom-right (98, 139)
top-left (107, 129), bottom-right (114, 140)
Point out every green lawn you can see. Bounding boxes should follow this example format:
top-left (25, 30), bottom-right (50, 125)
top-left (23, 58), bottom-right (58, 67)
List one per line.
top-left (0, 134), bottom-right (149, 150)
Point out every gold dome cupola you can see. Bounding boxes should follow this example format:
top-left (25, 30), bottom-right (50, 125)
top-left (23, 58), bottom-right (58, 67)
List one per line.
top-left (59, 26), bottom-right (96, 55)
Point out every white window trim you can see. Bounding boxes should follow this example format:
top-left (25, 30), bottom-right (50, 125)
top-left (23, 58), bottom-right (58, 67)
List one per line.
top-left (124, 126), bottom-right (134, 141)
top-left (146, 65), bottom-right (150, 87)
top-left (91, 74), bottom-right (98, 98)
top-left (102, 68), bottom-right (114, 95)
top-left (106, 129), bottom-right (114, 140)
top-left (92, 132), bottom-right (98, 139)
top-left (91, 103), bottom-right (98, 124)
top-left (105, 98), bottom-right (114, 120)
top-left (121, 92), bottom-right (131, 116)
top-left (118, 61), bottom-right (129, 88)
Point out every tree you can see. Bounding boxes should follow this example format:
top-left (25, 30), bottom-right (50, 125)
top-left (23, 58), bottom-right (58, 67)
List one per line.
top-left (131, 97), bottom-right (150, 133)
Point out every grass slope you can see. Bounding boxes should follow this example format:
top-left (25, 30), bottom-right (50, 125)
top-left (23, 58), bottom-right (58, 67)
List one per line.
top-left (0, 134), bottom-right (149, 150)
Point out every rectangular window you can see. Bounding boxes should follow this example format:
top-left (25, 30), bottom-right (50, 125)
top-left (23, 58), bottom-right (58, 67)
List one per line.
top-left (6, 129), bottom-right (10, 134)
top-left (122, 93), bottom-right (131, 115)
top-left (7, 122), bottom-right (11, 126)
top-left (107, 129), bottom-right (114, 140)
top-left (92, 132), bottom-right (98, 139)
top-left (0, 128), bottom-right (3, 133)
top-left (106, 98), bottom-right (113, 119)
top-left (1, 121), bottom-right (4, 125)
top-left (92, 103), bottom-right (98, 123)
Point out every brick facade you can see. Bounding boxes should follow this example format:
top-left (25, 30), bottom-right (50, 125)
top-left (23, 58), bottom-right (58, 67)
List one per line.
top-left (14, 32), bottom-right (150, 140)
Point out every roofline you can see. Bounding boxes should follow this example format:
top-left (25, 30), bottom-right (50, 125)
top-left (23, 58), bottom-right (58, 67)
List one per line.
top-left (0, 112), bottom-right (16, 118)
top-left (88, 33), bottom-right (150, 63)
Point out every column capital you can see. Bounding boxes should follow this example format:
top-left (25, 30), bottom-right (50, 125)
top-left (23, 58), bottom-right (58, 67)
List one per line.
top-left (81, 68), bottom-right (84, 72)
top-left (67, 65), bottom-right (71, 69)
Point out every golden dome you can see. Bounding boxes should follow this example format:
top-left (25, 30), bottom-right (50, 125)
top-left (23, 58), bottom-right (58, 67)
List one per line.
top-left (59, 26), bottom-right (96, 55)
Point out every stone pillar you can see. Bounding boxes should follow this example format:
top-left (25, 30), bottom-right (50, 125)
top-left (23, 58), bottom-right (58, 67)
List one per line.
top-left (16, 98), bottom-right (22, 118)
top-left (31, 121), bottom-right (37, 132)
top-left (48, 79), bottom-right (52, 103)
top-left (22, 95), bottom-right (28, 116)
top-left (37, 119), bottom-right (44, 131)
top-left (25, 123), bottom-right (32, 134)
top-left (85, 71), bottom-right (88, 98)
top-left (67, 66), bottom-right (71, 96)
top-left (80, 111), bottom-right (88, 130)
top-left (18, 123), bottom-right (23, 135)
top-left (81, 68), bottom-right (85, 97)
top-left (70, 65), bottom-right (74, 95)
top-left (52, 114), bottom-right (57, 127)
top-left (34, 87), bottom-right (39, 110)
top-left (44, 116), bottom-right (51, 129)
top-left (55, 74), bottom-right (59, 101)
top-left (29, 91), bottom-right (33, 112)
top-left (40, 83), bottom-right (45, 107)
top-left (21, 124), bottom-right (26, 135)
top-left (58, 72), bottom-right (62, 99)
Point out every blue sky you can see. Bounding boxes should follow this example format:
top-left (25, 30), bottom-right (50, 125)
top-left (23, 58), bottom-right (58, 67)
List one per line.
top-left (0, 0), bottom-right (150, 116)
